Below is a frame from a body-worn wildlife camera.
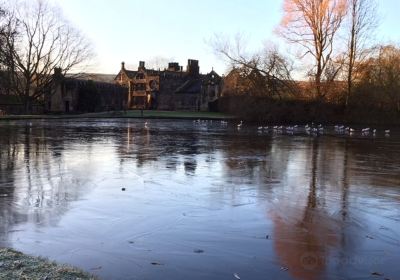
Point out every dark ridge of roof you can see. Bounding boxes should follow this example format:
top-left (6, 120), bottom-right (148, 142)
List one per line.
top-left (64, 77), bottom-right (124, 88)
top-left (159, 71), bottom-right (187, 83)
top-left (66, 73), bottom-right (119, 83)
top-left (81, 73), bottom-right (116, 83)
top-left (144, 69), bottom-right (161, 75)
top-left (162, 69), bottom-right (185, 74)
top-left (175, 79), bottom-right (202, 94)
top-left (119, 66), bottom-right (219, 80)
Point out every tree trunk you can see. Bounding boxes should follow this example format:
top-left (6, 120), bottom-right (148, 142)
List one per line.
top-left (346, 76), bottom-right (351, 107)
top-left (23, 88), bottom-right (32, 114)
top-left (346, 1), bottom-right (356, 108)
top-left (315, 66), bottom-right (323, 102)
top-left (24, 98), bottom-right (32, 115)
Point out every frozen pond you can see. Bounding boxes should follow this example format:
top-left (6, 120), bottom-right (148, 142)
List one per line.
top-left (1, 119), bottom-right (400, 280)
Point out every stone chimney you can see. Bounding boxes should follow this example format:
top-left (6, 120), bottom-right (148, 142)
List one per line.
top-left (139, 61), bottom-right (145, 70)
top-left (187, 59), bottom-right (199, 76)
top-left (168, 62), bottom-right (181, 72)
top-left (54, 67), bottom-right (62, 75)
top-left (121, 61), bottom-right (125, 70)
top-left (53, 67), bottom-right (63, 79)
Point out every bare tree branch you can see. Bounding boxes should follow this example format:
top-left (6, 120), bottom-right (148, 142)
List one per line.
top-left (344, 0), bottom-right (378, 107)
top-left (0, 0), bottom-right (93, 113)
top-left (277, 0), bottom-right (347, 100)
top-left (211, 34), bottom-right (297, 99)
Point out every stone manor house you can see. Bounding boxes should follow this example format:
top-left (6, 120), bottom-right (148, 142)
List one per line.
top-left (115, 59), bottom-right (222, 111)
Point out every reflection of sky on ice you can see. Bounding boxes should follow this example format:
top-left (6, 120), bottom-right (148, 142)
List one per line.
top-left (0, 119), bottom-right (399, 280)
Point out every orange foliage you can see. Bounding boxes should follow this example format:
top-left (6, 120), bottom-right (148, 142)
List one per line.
top-left (281, 0), bottom-right (347, 30)
top-left (278, 0), bottom-right (347, 99)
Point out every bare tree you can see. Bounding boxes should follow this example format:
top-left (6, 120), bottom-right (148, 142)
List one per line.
top-left (344, 0), bottom-right (377, 107)
top-left (0, 6), bottom-right (10, 91)
top-left (357, 45), bottom-right (400, 112)
top-left (212, 35), bottom-right (296, 99)
top-left (278, 0), bottom-right (347, 100)
top-left (321, 55), bottom-right (346, 102)
top-left (0, 6), bottom-right (6, 64)
top-left (1, 0), bottom-right (93, 113)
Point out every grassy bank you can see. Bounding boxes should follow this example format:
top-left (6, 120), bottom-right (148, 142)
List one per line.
top-left (0, 110), bottom-right (236, 121)
top-left (0, 248), bottom-right (95, 280)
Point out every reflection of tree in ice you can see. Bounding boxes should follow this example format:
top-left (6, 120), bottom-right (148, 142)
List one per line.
top-left (0, 122), bottom-right (99, 245)
top-left (0, 125), bottom-right (27, 247)
top-left (266, 135), bottom-right (400, 279)
top-left (1, 119), bottom-right (399, 279)
top-left (271, 138), bottom-right (351, 280)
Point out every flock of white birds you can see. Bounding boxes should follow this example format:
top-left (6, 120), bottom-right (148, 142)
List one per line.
top-left (192, 119), bottom-right (392, 137)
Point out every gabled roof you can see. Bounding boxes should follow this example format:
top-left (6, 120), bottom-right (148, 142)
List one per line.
top-left (203, 70), bottom-right (222, 84)
top-left (205, 69), bottom-right (220, 78)
top-left (114, 69), bottom-right (138, 81)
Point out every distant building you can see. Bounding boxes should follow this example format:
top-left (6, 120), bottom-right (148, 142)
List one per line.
top-left (1, 59), bottom-right (222, 114)
top-left (47, 69), bottom-right (126, 113)
top-left (115, 59), bottom-right (222, 111)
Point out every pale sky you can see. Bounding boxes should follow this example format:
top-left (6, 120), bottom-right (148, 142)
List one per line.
top-left (52, 0), bottom-right (400, 76)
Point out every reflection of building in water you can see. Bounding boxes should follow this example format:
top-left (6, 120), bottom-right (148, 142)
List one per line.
top-left (221, 135), bottom-right (291, 186)
top-left (115, 122), bottom-right (202, 174)
top-left (183, 158), bottom-right (197, 175)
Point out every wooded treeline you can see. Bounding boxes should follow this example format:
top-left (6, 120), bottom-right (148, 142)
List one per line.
top-left (214, 0), bottom-right (400, 123)
top-left (0, 0), bottom-right (92, 113)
